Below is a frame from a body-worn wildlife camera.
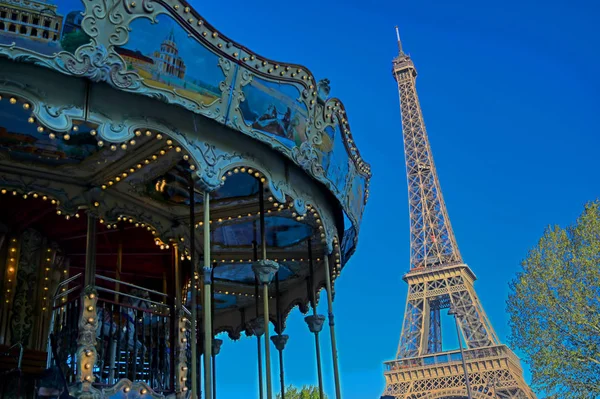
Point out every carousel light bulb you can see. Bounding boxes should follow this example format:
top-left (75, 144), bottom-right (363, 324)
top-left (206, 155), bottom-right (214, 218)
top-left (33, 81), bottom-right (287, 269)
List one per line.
top-left (248, 168), bottom-right (253, 174)
top-left (141, 389), bottom-right (148, 394)
top-left (175, 146), bottom-right (181, 152)
top-left (7, 267), bottom-right (13, 273)
top-left (189, 164), bottom-right (196, 170)
top-left (85, 350), bottom-right (92, 357)
top-left (87, 317), bottom-right (94, 323)
top-left (180, 327), bottom-right (186, 332)
top-left (124, 387), bottom-right (130, 393)
top-left (129, 168), bottom-right (135, 173)
top-left (255, 172), bottom-right (260, 177)
top-left (56, 210), bottom-right (62, 215)
top-left (120, 143), bottom-right (127, 150)
top-left (97, 140), bottom-right (104, 147)
top-left (122, 172), bottom-right (127, 178)
top-left (167, 139), bottom-right (173, 145)
top-left (27, 117), bottom-right (34, 123)
top-left (115, 177), bottom-right (121, 182)
top-left (37, 126), bottom-right (44, 133)
top-left (156, 134), bottom-right (163, 140)
top-left (151, 155), bottom-right (157, 160)
top-left (182, 338), bottom-right (187, 343)
top-left (182, 387), bottom-right (189, 392)
top-left (135, 130), bottom-right (141, 136)
top-left (261, 177), bottom-right (266, 182)
top-left (87, 306), bottom-right (94, 312)
top-left (0, 189), bottom-right (5, 194)
top-left (159, 150), bottom-right (165, 155)
top-left (241, 167), bottom-right (246, 172)
top-left (9, 98), bottom-right (17, 104)
top-left (84, 363), bottom-right (90, 369)
top-left (63, 134), bottom-right (70, 140)
top-left (182, 377), bottom-right (187, 381)
top-left (90, 130), bottom-right (97, 136)
top-left (145, 130), bottom-right (152, 136)
top-left (85, 375), bottom-right (92, 382)
top-left (137, 164), bottom-right (142, 169)
top-left (89, 293), bottom-right (95, 299)
top-left (183, 155), bottom-right (189, 161)
top-left (101, 185), bottom-right (107, 190)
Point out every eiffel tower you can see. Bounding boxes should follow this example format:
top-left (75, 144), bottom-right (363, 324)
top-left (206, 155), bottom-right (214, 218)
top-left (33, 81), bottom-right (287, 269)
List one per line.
top-left (381, 27), bottom-right (537, 399)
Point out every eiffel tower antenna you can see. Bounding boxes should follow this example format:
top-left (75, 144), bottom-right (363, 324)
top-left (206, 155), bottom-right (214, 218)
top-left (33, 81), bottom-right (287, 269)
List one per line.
top-left (381, 27), bottom-right (537, 399)
top-left (395, 25), bottom-right (404, 55)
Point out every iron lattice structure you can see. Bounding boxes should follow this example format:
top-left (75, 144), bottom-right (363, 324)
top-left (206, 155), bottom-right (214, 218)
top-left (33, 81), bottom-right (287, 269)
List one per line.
top-left (383, 28), bottom-right (536, 399)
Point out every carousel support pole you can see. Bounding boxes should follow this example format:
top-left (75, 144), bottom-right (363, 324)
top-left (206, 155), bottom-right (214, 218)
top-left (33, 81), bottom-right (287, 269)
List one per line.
top-left (189, 175), bottom-right (199, 399)
top-left (252, 182), bottom-right (279, 399)
top-left (324, 254), bottom-right (342, 399)
top-left (202, 191), bottom-right (213, 399)
top-left (114, 227), bottom-right (123, 303)
top-left (270, 273), bottom-right (288, 399)
top-left (210, 265), bottom-right (217, 399)
top-left (173, 243), bottom-right (189, 395)
top-left (253, 239), bottom-right (265, 399)
top-left (305, 239), bottom-right (325, 399)
top-left (77, 212), bottom-right (98, 391)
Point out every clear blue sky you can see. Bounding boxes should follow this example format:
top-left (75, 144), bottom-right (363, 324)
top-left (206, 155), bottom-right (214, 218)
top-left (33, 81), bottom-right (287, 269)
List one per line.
top-left (190, 0), bottom-right (600, 397)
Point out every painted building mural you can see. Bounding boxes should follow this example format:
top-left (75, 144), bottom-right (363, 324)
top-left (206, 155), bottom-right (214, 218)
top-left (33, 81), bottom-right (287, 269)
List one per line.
top-left (120, 16), bottom-right (223, 106)
top-left (0, 0), bottom-right (86, 55)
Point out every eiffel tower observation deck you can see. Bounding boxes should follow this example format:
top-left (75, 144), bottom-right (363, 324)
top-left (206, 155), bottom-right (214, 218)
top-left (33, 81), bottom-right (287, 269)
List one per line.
top-left (381, 27), bottom-right (537, 399)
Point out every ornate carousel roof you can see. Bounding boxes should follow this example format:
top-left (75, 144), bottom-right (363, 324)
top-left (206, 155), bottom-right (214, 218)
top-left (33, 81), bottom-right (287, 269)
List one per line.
top-left (0, 0), bottom-right (371, 339)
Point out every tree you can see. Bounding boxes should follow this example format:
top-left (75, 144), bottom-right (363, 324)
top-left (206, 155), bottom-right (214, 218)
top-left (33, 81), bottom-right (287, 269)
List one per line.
top-left (60, 29), bottom-right (90, 54)
top-left (507, 200), bottom-right (600, 398)
top-left (277, 385), bottom-right (326, 399)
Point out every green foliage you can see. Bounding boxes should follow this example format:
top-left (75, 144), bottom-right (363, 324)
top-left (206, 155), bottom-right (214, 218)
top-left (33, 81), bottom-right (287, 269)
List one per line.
top-left (277, 385), bottom-right (326, 399)
top-left (60, 29), bottom-right (91, 54)
top-left (507, 200), bottom-right (600, 398)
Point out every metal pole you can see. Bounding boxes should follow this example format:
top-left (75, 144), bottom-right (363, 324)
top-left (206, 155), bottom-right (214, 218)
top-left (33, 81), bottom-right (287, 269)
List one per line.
top-left (172, 244), bottom-right (181, 393)
top-left (203, 191), bottom-right (213, 399)
top-left (323, 254), bottom-right (342, 399)
top-left (84, 213), bottom-right (97, 287)
top-left (258, 183), bottom-right (273, 399)
top-left (308, 240), bottom-right (324, 399)
top-left (189, 175), bottom-right (199, 399)
top-left (211, 266), bottom-right (216, 399)
top-left (451, 309), bottom-right (473, 399)
top-left (275, 273), bottom-right (285, 399)
top-left (253, 240), bottom-right (264, 399)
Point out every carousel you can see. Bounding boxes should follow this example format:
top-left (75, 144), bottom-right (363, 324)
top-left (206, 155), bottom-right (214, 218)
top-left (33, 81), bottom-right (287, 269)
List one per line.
top-left (0, 0), bottom-right (370, 398)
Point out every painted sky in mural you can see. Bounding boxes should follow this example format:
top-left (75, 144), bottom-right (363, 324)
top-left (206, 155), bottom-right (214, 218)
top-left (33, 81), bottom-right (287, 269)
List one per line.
top-left (240, 76), bottom-right (308, 148)
top-left (0, 0), bottom-right (87, 55)
top-left (121, 16), bottom-right (224, 106)
top-left (0, 101), bottom-right (98, 165)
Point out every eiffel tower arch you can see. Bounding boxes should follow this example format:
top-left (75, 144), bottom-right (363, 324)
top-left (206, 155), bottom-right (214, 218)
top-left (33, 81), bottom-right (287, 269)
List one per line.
top-left (381, 27), bottom-right (536, 399)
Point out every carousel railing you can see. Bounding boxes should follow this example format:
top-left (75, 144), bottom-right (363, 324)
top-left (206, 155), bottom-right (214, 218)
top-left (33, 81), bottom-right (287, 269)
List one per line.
top-left (47, 273), bottom-right (84, 384)
top-left (47, 273), bottom-right (188, 393)
top-left (93, 275), bottom-right (174, 392)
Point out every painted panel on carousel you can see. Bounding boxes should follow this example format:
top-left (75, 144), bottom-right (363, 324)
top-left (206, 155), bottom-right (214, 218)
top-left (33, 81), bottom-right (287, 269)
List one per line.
top-left (348, 171), bottom-right (367, 223)
top-left (0, 0), bottom-right (87, 56)
top-left (319, 121), bottom-right (350, 193)
top-left (0, 97), bottom-right (98, 165)
top-left (212, 216), bottom-right (313, 248)
top-left (120, 15), bottom-right (223, 107)
top-left (240, 76), bottom-right (308, 148)
top-left (214, 262), bottom-right (295, 284)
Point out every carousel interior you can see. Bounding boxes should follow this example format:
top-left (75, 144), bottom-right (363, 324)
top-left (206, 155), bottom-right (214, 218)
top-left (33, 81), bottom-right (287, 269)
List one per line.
top-left (0, 93), bottom-right (343, 395)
